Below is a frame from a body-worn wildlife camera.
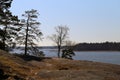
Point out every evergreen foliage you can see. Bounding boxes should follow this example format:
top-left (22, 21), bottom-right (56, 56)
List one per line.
top-left (17, 9), bottom-right (43, 55)
top-left (0, 0), bottom-right (20, 51)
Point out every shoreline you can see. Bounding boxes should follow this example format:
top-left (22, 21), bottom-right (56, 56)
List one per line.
top-left (74, 50), bottom-right (120, 52)
top-left (0, 50), bottom-right (120, 80)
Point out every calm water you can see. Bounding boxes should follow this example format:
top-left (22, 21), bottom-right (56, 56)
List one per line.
top-left (11, 48), bottom-right (120, 65)
top-left (74, 51), bottom-right (120, 65)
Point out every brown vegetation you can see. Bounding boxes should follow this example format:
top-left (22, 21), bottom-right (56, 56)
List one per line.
top-left (0, 50), bottom-right (120, 80)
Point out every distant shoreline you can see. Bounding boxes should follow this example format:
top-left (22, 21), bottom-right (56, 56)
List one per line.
top-left (74, 50), bottom-right (120, 52)
top-left (74, 42), bottom-right (120, 51)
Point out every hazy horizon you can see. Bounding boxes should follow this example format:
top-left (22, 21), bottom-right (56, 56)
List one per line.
top-left (10, 0), bottom-right (120, 46)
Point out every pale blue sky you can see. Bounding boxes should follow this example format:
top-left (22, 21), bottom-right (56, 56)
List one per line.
top-left (10, 0), bottom-right (120, 46)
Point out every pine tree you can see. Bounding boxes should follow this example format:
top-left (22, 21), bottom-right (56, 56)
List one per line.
top-left (0, 0), bottom-right (20, 51)
top-left (17, 9), bottom-right (42, 55)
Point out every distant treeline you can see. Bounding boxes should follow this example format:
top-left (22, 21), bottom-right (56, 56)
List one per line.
top-left (74, 42), bottom-right (120, 51)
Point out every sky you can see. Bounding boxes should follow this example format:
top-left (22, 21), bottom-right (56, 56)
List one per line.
top-left (10, 0), bottom-right (120, 46)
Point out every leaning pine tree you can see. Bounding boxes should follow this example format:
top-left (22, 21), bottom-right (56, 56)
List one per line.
top-left (17, 9), bottom-right (43, 55)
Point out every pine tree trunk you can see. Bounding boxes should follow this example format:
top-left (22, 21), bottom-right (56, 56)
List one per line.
top-left (24, 16), bottom-right (29, 55)
top-left (2, 21), bottom-right (8, 51)
top-left (24, 28), bottom-right (28, 55)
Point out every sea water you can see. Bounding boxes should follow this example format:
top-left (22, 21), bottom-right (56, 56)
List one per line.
top-left (11, 48), bottom-right (120, 65)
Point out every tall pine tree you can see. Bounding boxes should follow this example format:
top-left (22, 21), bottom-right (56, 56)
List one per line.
top-left (17, 9), bottom-right (42, 55)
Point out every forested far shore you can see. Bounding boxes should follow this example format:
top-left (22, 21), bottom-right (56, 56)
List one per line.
top-left (9, 42), bottom-right (120, 51)
top-left (74, 42), bottom-right (120, 51)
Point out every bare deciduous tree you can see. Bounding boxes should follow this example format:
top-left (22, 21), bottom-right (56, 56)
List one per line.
top-left (49, 25), bottom-right (69, 58)
top-left (65, 40), bottom-right (76, 49)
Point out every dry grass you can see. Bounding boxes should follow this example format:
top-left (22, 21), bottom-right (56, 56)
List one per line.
top-left (0, 50), bottom-right (38, 79)
top-left (0, 50), bottom-right (120, 80)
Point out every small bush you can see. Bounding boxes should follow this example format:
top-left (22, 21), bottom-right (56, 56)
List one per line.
top-left (62, 49), bottom-right (75, 60)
